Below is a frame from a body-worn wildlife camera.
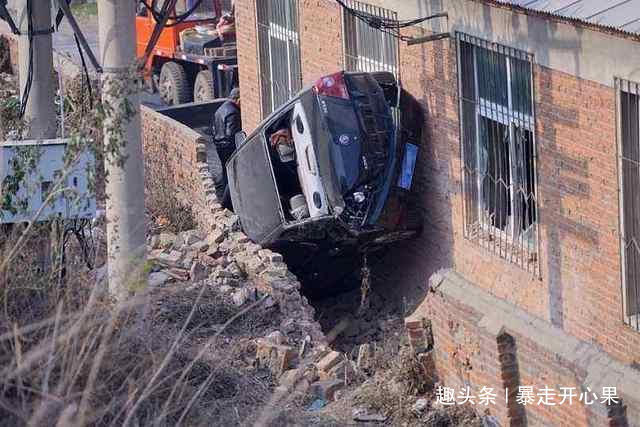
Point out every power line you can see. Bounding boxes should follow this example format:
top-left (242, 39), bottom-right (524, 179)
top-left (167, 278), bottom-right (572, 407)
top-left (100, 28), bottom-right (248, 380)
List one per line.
top-left (19, 0), bottom-right (33, 118)
top-left (139, 0), bottom-right (215, 28)
top-left (334, 0), bottom-right (447, 42)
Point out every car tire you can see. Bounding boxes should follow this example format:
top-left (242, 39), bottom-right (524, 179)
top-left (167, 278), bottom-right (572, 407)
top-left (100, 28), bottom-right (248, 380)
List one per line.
top-left (194, 70), bottom-right (214, 103)
top-left (159, 62), bottom-right (192, 106)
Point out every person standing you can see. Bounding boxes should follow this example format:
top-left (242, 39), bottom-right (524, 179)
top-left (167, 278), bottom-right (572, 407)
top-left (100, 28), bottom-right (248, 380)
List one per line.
top-left (210, 87), bottom-right (241, 205)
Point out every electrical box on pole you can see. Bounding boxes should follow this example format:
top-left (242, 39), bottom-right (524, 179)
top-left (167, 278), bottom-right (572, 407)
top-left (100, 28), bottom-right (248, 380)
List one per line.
top-left (0, 138), bottom-right (96, 223)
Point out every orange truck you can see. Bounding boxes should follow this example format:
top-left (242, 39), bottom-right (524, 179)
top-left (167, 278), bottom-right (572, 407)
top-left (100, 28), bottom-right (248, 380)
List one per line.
top-left (135, 0), bottom-right (238, 105)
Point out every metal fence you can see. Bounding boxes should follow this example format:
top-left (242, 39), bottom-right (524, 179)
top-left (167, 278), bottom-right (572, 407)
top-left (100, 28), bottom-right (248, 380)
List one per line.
top-left (616, 77), bottom-right (640, 330)
top-left (257, 0), bottom-right (302, 117)
top-left (342, 0), bottom-right (399, 76)
top-left (457, 33), bottom-right (539, 275)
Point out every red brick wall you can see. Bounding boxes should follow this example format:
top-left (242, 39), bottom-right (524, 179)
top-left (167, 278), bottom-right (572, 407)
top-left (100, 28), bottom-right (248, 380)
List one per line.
top-left (140, 106), bottom-right (218, 233)
top-left (235, 0), bottom-right (262, 132)
top-left (407, 277), bottom-right (628, 426)
top-left (298, 0), bottom-right (343, 82)
top-left (235, 0), bottom-right (640, 368)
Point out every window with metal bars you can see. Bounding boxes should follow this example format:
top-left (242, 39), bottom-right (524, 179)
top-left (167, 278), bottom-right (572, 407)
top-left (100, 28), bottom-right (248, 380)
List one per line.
top-left (457, 33), bottom-right (539, 274)
top-left (342, 1), bottom-right (399, 76)
top-left (617, 78), bottom-right (640, 330)
top-left (257, 0), bottom-right (302, 117)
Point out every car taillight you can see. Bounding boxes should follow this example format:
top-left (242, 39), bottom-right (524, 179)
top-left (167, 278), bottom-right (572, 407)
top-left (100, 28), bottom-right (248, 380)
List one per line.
top-left (313, 72), bottom-right (350, 100)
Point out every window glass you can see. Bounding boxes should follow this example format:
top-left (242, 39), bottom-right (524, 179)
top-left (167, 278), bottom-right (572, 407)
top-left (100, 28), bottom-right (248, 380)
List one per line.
top-left (476, 46), bottom-right (508, 107)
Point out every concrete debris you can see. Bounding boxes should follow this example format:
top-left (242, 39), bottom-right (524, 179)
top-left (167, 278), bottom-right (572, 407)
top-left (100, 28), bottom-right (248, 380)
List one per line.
top-left (258, 249), bottom-right (283, 263)
top-left (266, 331), bottom-right (287, 345)
top-left (165, 268), bottom-right (189, 281)
top-left (231, 287), bottom-right (255, 306)
top-left (218, 285), bottom-right (233, 294)
top-left (356, 343), bottom-right (373, 372)
top-left (190, 261), bottom-right (208, 282)
top-left (148, 235), bottom-right (160, 249)
top-left (352, 408), bottom-right (388, 423)
top-left (255, 338), bottom-right (295, 376)
top-left (181, 251), bottom-right (195, 269)
top-left (263, 296), bottom-right (277, 309)
top-left (154, 250), bottom-right (183, 268)
top-left (316, 351), bottom-right (343, 373)
top-left (411, 398), bottom-right (429, 414)
top-left (190, 240), bottom-right (209, 253)
top-left (158, 232), bottom-right (176, 248)
top-left (309, 379), bottom-right (344, 402)
top-left (230, 231), bottom-right (249, 244)
top-left (208, 229), bottom-right (225, 244)
top-left (148, 271), bottom-right (170, 287)
top-left (299, 334), bottom-right (311, 358)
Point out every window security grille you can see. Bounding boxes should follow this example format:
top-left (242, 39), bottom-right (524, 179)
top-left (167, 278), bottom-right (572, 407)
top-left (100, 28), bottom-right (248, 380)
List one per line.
top-left (617, 78), bottom-right (640, 330)
top-left (257, 0), bottom-right (302, 117)
top-left (457, 33), bottom-right (539, 274)
top-left (342, 0), bottom-right (399, 76)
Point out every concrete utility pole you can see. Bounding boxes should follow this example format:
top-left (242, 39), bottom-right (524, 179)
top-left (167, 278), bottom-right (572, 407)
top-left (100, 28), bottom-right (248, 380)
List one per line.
top-left (97, 0), bottom-right (147, 301)
top-left (17, 0), bottom-right (56, 139)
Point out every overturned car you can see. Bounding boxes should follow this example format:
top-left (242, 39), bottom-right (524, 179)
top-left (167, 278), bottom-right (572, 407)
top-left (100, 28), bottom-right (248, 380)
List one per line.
top-left (226, 71), bottom-right (423, 287)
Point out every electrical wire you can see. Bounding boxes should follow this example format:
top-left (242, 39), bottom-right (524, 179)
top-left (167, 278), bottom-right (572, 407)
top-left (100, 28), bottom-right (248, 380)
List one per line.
top-left (334, 0), bottom-right (443, 42)
top-left (140, 0), bottom-right (215, 28)
top-left (54, 1), bottom-right (93, 112)
top-left (19, 0), bottom-right (33, 118)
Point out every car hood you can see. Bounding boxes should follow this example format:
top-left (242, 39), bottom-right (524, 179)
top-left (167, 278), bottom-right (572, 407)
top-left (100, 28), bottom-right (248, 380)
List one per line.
top-left (298, 90), bottom-right (347, 215)
top-left (226, 135), bottom-right (284, 244)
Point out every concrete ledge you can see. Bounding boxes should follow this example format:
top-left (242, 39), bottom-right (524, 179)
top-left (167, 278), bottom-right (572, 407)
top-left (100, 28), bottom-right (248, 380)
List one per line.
top-left (408, 268), bottom-right (640, 425)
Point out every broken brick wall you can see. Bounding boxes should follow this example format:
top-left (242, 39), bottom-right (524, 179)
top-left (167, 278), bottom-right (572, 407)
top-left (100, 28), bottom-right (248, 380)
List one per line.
top-left (140, 106), bottom-right (326, 344)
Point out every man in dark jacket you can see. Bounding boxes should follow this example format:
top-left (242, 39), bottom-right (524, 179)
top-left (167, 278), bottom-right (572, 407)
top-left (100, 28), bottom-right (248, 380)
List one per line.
top-left (210, 88), bottom-right (241, 205)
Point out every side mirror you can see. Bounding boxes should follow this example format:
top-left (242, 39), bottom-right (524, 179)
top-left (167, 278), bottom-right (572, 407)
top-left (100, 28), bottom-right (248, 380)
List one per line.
top-left (235, 131), bottom-right (247, 149)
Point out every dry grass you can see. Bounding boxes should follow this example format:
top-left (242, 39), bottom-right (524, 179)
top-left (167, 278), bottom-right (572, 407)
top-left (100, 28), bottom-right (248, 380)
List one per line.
top-left (0, 255), bottom-right (290, 426)
top-left (144, 149), bottom-right (195, 234)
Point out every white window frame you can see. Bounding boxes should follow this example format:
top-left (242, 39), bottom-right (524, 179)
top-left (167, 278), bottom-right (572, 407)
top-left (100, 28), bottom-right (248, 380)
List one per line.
top-left (470, 45), bottom-right (536, 242)
top-left (267, 22), bottom-right (300, 112)
top-left (457, 33), bottom-right (539, 274)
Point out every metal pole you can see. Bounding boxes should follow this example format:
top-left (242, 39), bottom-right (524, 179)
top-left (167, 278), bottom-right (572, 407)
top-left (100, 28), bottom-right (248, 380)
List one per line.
top-left (17, 0), bottom-right (57, 139)
top-left (97, 0), bottom-right (147, 301)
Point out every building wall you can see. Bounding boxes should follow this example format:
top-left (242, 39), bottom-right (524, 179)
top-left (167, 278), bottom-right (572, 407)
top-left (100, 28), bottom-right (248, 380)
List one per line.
top-left (407, 270), bottom-right (637, 426)
top-left (235, 1), bottom-right (640, 421)
top-left (235, 0), bottom-right (344, 131)
top-left (140, 105), bottom-right (218, 233)
top-left (235, 0), bottom-right (262, 132)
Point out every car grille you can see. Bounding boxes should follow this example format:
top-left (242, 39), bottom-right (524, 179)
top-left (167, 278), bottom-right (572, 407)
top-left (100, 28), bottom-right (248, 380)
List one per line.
top-left (345, 74), bottom-right (392, 184)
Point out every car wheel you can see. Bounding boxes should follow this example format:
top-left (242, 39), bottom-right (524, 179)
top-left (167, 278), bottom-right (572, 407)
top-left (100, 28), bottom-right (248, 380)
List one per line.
top-left (194, 70), bottom-right (214, 103)
top-left (159, 62), bottom-right (192, 106)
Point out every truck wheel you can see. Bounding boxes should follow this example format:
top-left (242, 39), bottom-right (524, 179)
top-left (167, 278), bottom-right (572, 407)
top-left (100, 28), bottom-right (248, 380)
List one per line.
top-left (159, 62), bottom-right (192, 105)
top-left (194, 70), bottom-right (214, 102)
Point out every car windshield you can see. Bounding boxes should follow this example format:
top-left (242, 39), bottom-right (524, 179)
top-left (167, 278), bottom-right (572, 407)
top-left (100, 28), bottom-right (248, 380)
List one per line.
top-left (154, 0), bottom-right (225, 20)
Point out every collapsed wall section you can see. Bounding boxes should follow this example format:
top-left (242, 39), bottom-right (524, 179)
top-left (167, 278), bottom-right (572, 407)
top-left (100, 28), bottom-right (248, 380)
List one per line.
top-left (140, 105), bottom-right (325, 344)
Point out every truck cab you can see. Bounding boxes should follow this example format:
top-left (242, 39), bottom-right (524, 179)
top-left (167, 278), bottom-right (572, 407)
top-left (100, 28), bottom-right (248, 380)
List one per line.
top-left (135, 0), bottom-right (238, 105)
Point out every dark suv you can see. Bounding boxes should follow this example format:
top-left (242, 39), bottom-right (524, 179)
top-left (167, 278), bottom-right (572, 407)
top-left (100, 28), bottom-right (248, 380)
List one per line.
top-left (227, 71), bottom-right (422, 288)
